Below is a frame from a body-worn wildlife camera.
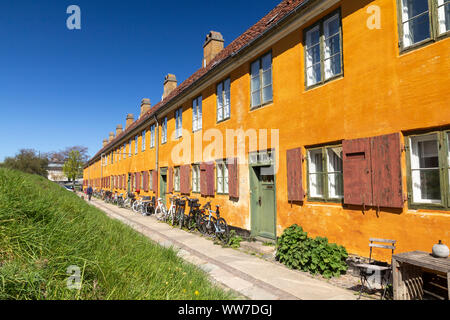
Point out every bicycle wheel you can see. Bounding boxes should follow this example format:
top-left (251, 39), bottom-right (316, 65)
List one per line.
top-left (186, 212), bottom-right (197, 231)
top-left (215, 218), bottom-right (230, 244)
top-left (206, 216), bottom-right (217, 236)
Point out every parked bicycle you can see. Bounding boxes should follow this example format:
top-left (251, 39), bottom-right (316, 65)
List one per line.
top-left (200, 203), bottom-right (230, 244)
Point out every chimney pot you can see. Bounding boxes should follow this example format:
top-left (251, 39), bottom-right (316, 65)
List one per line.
top-left (203, 31), bottom-right (224, 67)
top-left (163, 74), bottom-right (177, 100)
top-left (125, 113), bottom-right (134, 129)
top-left (108, 132), bottom-right (115, 142)
top-left (116, 124), bottom-right (123, 136)
top-left (102, 139), bottom-right (108, 147)
top-left (140, 98), bottom-right (151, 117)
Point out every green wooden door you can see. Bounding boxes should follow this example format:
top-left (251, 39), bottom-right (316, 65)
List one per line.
top-left (127, 174), bottom-right (131, 194)
top-left (160, 170), bottom-right (167, 206)
top-left (250, 165), bottom-right (276, 239)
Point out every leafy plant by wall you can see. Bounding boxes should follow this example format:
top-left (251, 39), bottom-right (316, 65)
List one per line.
top-left (275, 224), bottom-right (348, 278)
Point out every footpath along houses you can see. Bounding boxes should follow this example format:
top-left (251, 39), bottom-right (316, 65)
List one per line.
top-left (83, 0), bottom-right (450, 261)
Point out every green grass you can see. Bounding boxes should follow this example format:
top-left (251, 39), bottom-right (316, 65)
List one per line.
top-left (0, 168), bottom-right (234, 300)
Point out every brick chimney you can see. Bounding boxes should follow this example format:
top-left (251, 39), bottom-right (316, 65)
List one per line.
top-left (109, 132), bottom-right (115, 142)
top-left (116, 124), bottom-right (123, 136)
top-left (125, 114), bottom-right (134, 129)
top-left (103, 139), bottom-right (108, 147)
top-left (203, 31), bottom-right (224, 67)
top-left (163, 74), bottom-right (177, 100)
top-left (140, 98), bottom-right (151, 118)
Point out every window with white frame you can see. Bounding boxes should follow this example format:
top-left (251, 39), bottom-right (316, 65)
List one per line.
top-left (409, 133), bottom-right (441, 203)
top-left (217, 78), bottom-right (230, 122)
top-left (161, 117), bottom-right (167, 144)
top-left (216, 161), bottom-right (229, 194)
top-left (305, 11), bottom-right (342, 87)
top-left (174, 167), bottom-right (180, 192)
top-left (135, 135), bottom-right (138, 154)
top-left (129, 139), bottom-right (132, 157)
top-left (192, 96), bottom-right (202, 132)
top-left (175, 108), bottom-right (182, 138)
top-left (307, 146), bottom-right (343, 200)
top-left (399, 0), bottom-right (449, 50)
top-left (192, 164), bottom-right (200, 193)
top-left (251, 52), bottom-right (272, 108)
top-left (123, 143), bottom-right (126, 159)
top-left (150, 124), bottom-right (155, 148)
top-left (142, 130), bottom-right (146, 152)
top-left (149, 170), bottom-right (153, 190)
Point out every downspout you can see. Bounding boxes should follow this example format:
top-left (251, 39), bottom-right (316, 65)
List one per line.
top-left (154, 115), bottom-right (159, 197)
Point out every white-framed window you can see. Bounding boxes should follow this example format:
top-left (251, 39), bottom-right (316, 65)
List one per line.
top-left (142, 130), bottom-right (146, 152)
top-left (409, 133), bottom-right (441, 204)
top-left (150, 124), bottom-right (155, 148)
top-left (216, 161), bottom-right (229, 194)
top-left (217, 78), bottom-right (230, 122)
top-left (192, 96), bottom-right (202, 132)
top-left (174, 167), bottom-right (180, 192)
top-left (161, 117), bottom-right (167, 144)
top-left (175, 108), bottom-right (182, 138)
top-left (251, 52), bottom-right (272, 108)
top-left (192, 164), bottom-right (200, 193)
top-left (149, 170), bottom-right (153, 190)
top-left (129, 139), bottom-right (132, 157)
top-left (307, 146), bottom-right (343, 200)
top-left (123, 143), bottom-right (126, 159)
top-left (135, 135), bottom-right (138, 154)
top-left (305, 11), bottom-right (342, 87)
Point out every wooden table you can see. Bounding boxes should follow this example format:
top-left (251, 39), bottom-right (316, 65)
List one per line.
top-left (392, 251), bottom-right (450, 300)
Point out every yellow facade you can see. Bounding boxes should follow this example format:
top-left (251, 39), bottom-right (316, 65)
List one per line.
top-left (84, 0), bottom-right (450, 261)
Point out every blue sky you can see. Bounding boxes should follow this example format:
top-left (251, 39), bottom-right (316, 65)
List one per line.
top-left (0, 0), bottom-right (281, 161)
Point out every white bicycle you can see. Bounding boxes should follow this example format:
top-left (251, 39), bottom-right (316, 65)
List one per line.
top-left (155, 196), bottom-right (177, 222)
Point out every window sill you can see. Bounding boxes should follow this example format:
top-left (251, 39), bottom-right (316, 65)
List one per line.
top-left (250, 101), bottom-right (273, 111)
top-left (216, 117), bottom-right (230, 125)
top-left (305, 74), bottom-right (343, 91)
top-left (307, 197), bottom-right (343, 204)
top-left (408, 201), bottom-right (448, 211)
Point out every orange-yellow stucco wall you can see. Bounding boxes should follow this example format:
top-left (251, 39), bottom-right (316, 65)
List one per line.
top-left (84, 0), bottom-right (450, 262)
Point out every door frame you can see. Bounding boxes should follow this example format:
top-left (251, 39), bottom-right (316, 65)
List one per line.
top-left (249, 162), bottom-right (277, 240)
top-left (160, 167), bottom-right (168, 206)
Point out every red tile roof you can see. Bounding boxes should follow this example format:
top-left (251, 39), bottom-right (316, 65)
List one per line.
top-left (87, 0), bottom-right (307, 165)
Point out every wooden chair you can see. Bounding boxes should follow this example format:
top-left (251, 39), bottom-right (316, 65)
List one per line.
top-left (356, 238), bottom-right (396, 299)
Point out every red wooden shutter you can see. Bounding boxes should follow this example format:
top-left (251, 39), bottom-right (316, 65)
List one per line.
top-left (152, 170), bottom-right (158, 194)
top-left (137, 172), bottom-right (141, 189)
top-left (180, 165), bottom-right (191, 194)
top-left (343, 137), bottom-right (373, 206)
top-left (227, 158), bottom-right (239, 199)
top-left (286, 148), bottom-right (305, 202)
top-left (371, 133), bottom-right (404, 208)
top-left (168, 167), bottom-right (173, 193)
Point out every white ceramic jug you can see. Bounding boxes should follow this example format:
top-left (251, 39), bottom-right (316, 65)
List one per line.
top-left (432, 240), bottom-right (449, 258)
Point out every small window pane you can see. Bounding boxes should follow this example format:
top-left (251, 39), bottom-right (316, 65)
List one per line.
top-left (251, 60), bottom-right (260, 77)
top-left (252, 91), bottom-right (261, 108)
top-left (309, 149), bottom-right (324, 197)
top-left (262, 85), bottom-right (273, 103)
top-left (401, 0), bottom-right (430, 47)
top-left (437, 0), bottom-right (450, 34)
top-left (261, 52), bottom-right (272, 72)
top-left (411, 135), bottom-right (441, 203)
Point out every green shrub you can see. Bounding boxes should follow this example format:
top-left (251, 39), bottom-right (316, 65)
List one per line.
top-left (226, 230), bottom-right (243, 248)
top-left (275, 224), bottom-right (348, 278)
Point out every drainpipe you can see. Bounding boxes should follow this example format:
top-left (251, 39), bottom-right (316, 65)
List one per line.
top-left (154, 115), bottom-right (159, 197)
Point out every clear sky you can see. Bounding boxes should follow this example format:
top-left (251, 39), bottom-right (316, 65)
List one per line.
top-left (0, 0), bottom-right (281, 161)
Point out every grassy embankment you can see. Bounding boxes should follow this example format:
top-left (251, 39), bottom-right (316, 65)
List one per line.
top-left (0, 168), bottom-right (234, 300)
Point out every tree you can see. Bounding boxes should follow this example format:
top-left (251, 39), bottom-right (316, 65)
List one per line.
top-left (63, 150), bottom-right (84, 187)
top-left (2, 149), bottom-right (48, 177)
top-left (48, 146), bottom-right (89, 163)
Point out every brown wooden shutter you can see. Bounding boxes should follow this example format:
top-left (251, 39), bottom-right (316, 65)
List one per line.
top-left (343, 137), bottom-right (373, 206)
top-left (206, 163), bottom-right (215, 196)
top-left (371, 133), bottom-right (404, 208)
top-left (143, 171), bottom-right (148, 192)
top-left (168, 167), bottom-right (173, 193)
top-left (152, 170), bottom-right (158, 194)
top-left (286, 148), bottom-right (305, 202)
top-left (180, 164), bottom-right (191, 194)
top-left (227, 158), bottom-right (239, 199)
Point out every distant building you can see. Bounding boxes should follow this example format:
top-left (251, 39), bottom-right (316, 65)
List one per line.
top-left (47, 160), bottom-right (67, 182)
